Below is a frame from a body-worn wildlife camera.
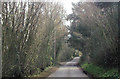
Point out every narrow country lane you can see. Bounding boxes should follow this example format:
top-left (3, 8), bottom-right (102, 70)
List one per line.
top-left (48, 57), bottom-right (89, 78)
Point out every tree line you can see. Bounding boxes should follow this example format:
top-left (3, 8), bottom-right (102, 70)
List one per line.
top-left (67, 2), bottom-right (119, 71)
top-left (2, 1), bottom-right (75, 77)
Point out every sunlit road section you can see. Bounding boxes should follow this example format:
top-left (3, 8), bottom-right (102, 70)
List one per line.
top-left (48, 57), bottom-right (89, 78)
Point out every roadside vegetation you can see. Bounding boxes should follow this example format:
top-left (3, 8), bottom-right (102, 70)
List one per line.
top-left (2, 1), bottom-right (75, 77)
top-left (67, 2), bottom-right (119, 78)
top-left (28, 66), bottom-right (58, 78)
top-left (81, 63), bottom-right (120, 78)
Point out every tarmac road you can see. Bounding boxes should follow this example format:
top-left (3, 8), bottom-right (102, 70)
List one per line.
top-left (48, 57), bottom-right (89, 78)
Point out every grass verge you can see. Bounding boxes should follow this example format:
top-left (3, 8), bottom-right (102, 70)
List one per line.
top-left (81, 63), bottom-right (120, 79)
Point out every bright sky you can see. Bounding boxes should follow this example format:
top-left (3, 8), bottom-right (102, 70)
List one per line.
top-left (56, 0), bottom-right (80, 14)
top-left (54, 0), bottom-right (80, 26)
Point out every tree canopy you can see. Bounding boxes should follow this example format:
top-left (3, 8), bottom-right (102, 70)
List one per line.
top-left (67, 2), bottom-right (119, 68)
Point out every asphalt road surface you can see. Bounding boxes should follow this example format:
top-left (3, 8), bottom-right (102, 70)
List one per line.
top-left (48, 57), bottom-right (89, 78)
